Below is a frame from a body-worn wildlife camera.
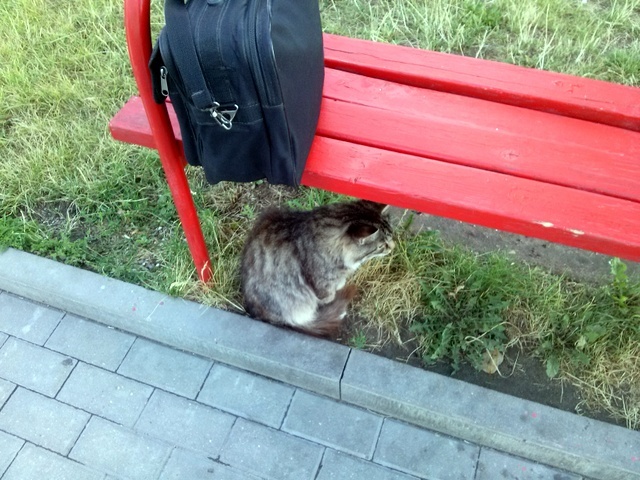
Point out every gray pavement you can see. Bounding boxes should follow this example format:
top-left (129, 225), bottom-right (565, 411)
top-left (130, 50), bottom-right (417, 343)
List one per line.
top-left (0, 247), bottom-right (637, 480)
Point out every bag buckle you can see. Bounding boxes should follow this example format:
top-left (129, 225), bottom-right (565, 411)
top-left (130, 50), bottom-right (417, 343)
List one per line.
top-left (209, 102), bottom-right (238, 130)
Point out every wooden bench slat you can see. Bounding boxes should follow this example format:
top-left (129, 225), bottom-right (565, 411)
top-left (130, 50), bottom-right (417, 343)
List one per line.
top-left (323, 33), bottom-right (640, 132)
top-left (112, 80), bottom-right (640, 207)
top-left (321, 69), bottom-right (640, 203)
top-left (113, 70), bottom-right (640, 204)
top-left (110, 98), bottom-right (159, 150)
top-left (110, 95), bottom-right (640, 261)
top-left (303, 137), bottom-right (640, 261)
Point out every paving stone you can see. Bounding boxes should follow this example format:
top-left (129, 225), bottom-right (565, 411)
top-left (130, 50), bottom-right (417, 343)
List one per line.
top-left (317, 449), bottom-right (419, 480)
top-left (282, 390), bottom-right (383, 459)
top-left (198, 363), bottom-right (294, 428)
top-left (220, 418), bottom-right (324, 480)
top-left (70, 416), bottom-right (171, 480)
top-left (0, 387), bottom-right (90, 455)
top-left (342, 348), bottom-right (640, 480)
top-left (135, 390), bottom-right (235, 456)
top-left (46, 314), bottom-right (135, 371)
top-left (0, 293), bottom-right (62, 344)
top-left (200, 314), bottom-right (350, 400)
top-left (373, 419), bottom-right (479, 479)
top-left (476, 449), bottom-right (581, 480)
top-left (1, 248), bottom-right (635, 480)
top-left (0, 249), bottom-right (350, 399)
top-left (57, 362), bottom-right (153, 427)
top-left (118, 337), bottom-right (212, 398)
top-left (159, 448), bottom-right (261, 480)
top-left (0, 431), bottom-right (24, 477)
top-left (3, 443), bottom-right (104, 480)
top-left (0, 337), bottom-right (76, 396)
top-left (0, 378), bottom-right (15, 408)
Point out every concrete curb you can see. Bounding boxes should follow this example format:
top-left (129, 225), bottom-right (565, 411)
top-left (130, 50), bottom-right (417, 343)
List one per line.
top-left (0, 248), bottom-right (348, 399)
top-left (0, 248), bottom-right (637, 480)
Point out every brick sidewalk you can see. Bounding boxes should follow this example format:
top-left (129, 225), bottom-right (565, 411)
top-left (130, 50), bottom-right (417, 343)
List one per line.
top-left (0, 291), bottom-right (584, 480)
top-left (0, 249), bottom-right (637, 480)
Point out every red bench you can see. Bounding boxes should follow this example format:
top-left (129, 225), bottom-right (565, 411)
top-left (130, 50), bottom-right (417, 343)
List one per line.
top-left (110, 0), bottom-right (640, 283)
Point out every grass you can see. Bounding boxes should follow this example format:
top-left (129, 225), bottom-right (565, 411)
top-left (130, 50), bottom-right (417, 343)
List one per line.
top-left (1, 0), bottom-right (639, 427)
top-left (357, 225), bottom-right (640, 427)
top-left (322, 0), bottom-right (640, 83)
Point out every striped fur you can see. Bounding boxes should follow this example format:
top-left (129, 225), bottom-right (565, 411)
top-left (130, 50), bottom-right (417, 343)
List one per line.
top-left (241, 200), bottom-right (394, 337)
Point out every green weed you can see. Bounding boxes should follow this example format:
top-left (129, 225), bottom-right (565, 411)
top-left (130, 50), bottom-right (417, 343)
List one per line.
top-left (349, 330), bottom-right (368, 350)
top-left (410, 247), bottom-right (516, 371)
top-left (352, 221), bottom-right (640, 427)
top-left (285, 189), bottom-right (346, 210)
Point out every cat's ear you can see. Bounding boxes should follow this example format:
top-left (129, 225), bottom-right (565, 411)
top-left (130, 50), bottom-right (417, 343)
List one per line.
top-left (360, 200), bottom-right (390, 215)
top-left (347, 222), bottom-right (378, 244)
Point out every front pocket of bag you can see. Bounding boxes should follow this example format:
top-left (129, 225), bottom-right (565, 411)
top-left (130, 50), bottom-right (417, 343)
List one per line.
top-left (194, 116), bottom-right (273, 184)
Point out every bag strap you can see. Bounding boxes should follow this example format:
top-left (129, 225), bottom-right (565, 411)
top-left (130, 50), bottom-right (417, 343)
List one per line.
top-left (163, 0), bottom-right (238, 129)
top-left (164, 0), bottom-right (215, 111)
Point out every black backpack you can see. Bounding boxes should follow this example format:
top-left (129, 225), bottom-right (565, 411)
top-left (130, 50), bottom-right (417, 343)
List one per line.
top-left (149, 0), bottom-right (324, 186)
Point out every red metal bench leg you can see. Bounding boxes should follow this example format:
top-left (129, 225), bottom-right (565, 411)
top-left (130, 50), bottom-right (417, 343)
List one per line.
top-left (124, 0), bottom-right (212, 283)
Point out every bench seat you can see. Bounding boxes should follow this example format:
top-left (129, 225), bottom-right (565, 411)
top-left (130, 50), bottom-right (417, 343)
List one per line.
top-left (111, 35), bottom-right (640, 263)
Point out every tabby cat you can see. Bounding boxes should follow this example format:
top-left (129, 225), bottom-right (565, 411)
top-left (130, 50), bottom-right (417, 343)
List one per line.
top-left (241, 200), bottom-right (394, 337)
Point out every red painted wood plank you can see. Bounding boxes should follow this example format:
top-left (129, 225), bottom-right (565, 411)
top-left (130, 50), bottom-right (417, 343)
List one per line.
top-left (109, 97), bottom-right (159, 149)
top-left (320, 69), bottom-right (640, 203)
top-left (110, 96), bottom-right (640, 261)
top-left (113, 79), bottom-right (640, 206)
top-left (323, 34), bottom-right (640, 132)
top-left (303, 137), bottom-right (640, 262)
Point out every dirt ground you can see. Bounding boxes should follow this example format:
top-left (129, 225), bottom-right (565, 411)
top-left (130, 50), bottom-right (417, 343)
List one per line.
top-left (346, 210), bottom-right (640, 428)
top-left (410, 211), bottom-right (640, 285)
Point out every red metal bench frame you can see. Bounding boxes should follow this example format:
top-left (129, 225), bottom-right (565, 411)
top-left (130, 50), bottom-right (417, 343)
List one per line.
top-left (112, 0), bottom-right (640, 283)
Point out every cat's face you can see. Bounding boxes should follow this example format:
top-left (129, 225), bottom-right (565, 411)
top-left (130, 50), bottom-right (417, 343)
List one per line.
top-left (340, 201), bottom-right (395, 270)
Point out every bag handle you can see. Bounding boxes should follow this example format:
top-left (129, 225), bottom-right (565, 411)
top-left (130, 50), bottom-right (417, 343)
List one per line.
top-left (164, 0), bottom-right (238, 129)
top-left (163, 0), bottom-right (215, 110)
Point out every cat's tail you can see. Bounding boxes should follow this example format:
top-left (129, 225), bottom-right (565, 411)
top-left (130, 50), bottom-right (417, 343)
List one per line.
top-left (305, 284), bottom-right (358, 338)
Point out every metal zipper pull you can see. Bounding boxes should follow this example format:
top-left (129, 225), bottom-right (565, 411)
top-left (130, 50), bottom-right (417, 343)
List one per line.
top-left (160, 67), bottom-right (169, 97)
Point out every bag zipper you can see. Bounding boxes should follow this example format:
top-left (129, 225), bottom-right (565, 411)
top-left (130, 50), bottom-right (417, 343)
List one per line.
top-left (247, 0), bottom-right (281, 107)
top-left (160, 67), bottom-right (169, 97)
